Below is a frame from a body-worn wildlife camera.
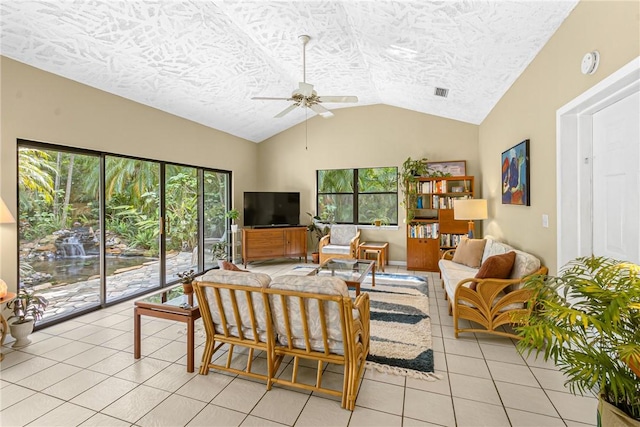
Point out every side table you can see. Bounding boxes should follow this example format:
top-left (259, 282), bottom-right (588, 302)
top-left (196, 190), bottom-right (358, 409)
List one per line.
top-left (0, 292), bottom-right (17, 361)
top-left (134, 285), bottom-right (200, 372)
top-left (358, 242), bottom-right (389, 272)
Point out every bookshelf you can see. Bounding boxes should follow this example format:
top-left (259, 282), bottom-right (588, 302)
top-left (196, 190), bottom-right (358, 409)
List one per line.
top-left (406, 176), bottom-right (474, 271)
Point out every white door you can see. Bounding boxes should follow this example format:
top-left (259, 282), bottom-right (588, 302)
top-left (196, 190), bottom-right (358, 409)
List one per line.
top-left (592, 91), bottom-right (640, 263)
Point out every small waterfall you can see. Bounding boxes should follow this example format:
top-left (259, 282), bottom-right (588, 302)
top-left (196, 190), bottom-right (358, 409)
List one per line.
top-left (61, 236), bottom-right (86, 257)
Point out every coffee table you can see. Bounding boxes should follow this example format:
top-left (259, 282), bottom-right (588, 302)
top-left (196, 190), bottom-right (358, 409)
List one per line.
top-left (134, 284), bottom-right (200, 372)
top-left (308, 259), bottom-right (375, 296)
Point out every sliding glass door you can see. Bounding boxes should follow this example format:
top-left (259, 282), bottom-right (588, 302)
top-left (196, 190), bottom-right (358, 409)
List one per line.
top-left (17, 141), bottom-right (231, 325)
top-left (164, 164), bottom-right (198, 283)
top-left (105, 156), bottom-right (161, 303)
top-left (18, 147), bottom-right (102, 322)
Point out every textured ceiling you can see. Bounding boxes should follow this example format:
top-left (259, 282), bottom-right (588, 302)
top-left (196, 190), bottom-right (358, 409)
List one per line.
top-left (1, 1), bottom-right (578, 143)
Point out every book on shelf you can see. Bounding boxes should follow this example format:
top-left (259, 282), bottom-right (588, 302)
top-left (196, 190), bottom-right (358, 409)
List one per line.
top-left (408, 223), bottom-right (439, 239)
top-left (440, 233), bottom-right (466, 248)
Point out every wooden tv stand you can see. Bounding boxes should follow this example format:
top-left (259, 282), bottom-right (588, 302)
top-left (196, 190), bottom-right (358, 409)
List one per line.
top-left (242, 227), bottom-right (307, 267)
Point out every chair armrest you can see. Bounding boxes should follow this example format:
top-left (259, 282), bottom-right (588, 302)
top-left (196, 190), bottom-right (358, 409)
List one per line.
top-left (319, 234), bottom-right (330, 250)
top-left (351, 292), bottom-right (370, 346)
top-left (454, 266), bottom-right (548, 311)
top-left (349, 231), bottom-right (361, 257)
top-left (441, 249), bottom-right (456, 260)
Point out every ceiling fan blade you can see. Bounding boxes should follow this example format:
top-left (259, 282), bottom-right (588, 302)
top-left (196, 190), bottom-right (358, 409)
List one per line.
top-left (252, 96), bottom-right (292, 101)
top-left (318, 95), bottom-right (358, 103)
top-left (274, 104), bottom-right (299, 118)
top-left (309, 103), bottom-right (334, 118)
top-left (298, 82), bottom-right (314, 97)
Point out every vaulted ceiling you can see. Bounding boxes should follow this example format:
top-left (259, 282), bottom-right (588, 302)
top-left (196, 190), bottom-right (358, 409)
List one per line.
top-left (1, 1), bottom-right (578, 142)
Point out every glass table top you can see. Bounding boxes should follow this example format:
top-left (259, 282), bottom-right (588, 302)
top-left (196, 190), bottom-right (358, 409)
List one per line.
top-left (310, 259), bottom-right (374, 283)
top-left (136, 283), bottom-right (199, 312)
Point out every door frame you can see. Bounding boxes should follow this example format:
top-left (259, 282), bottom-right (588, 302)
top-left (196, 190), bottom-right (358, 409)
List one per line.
top-left (556, 56), bottom-right (640, 269)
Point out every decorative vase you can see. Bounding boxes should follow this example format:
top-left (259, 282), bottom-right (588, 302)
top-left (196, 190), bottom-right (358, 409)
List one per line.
top-left (9, 319), bottom-right (34, 348)
top-left (182, 282), bottom-right (193, 295)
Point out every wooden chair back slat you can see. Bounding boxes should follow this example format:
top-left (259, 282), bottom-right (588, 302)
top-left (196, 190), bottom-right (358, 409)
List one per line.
top-left (228, 290), bottom-right (244, 340)
top-left (245, 290), bottom-right (260, 343)
top-left (213, 287), bottom-right (230, 337)
top-left (298, 296), bottom-right (312, 352)
top-left (318, 300), bottom-right (330, 355)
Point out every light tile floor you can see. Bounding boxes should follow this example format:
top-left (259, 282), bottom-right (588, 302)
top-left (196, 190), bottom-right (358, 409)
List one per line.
top-left (1, 260), bottom-right (598, 426)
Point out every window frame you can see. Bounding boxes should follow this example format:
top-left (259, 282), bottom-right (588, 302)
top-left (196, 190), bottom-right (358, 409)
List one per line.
top-left (316, 167), bottom-right (398, 226)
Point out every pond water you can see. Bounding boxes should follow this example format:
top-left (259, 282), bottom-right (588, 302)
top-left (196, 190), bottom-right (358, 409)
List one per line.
top-left (27, 256), bottom-right (158, 285)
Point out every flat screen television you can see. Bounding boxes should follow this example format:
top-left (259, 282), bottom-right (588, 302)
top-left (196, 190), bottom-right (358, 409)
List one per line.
top-left (243, 192), bottom-right (300, 228)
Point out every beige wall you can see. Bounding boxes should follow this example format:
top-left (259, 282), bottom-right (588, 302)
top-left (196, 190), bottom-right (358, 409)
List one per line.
top-left (479, 0), bottom-right (640, 274)
top-left (257, 104), bottom-right (480, 262)
top-left (0, 57), bottom-right (260, 291)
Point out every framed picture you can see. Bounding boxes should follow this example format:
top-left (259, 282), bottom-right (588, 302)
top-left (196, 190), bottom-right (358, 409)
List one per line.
top-left (501, 139), bottom-right (530, 205)
top-left (426, 160), bottom-right (466, 177)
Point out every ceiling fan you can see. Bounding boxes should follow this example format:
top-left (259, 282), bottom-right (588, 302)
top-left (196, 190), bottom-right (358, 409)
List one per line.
top-left (252, 35), bottom-right (358, 119)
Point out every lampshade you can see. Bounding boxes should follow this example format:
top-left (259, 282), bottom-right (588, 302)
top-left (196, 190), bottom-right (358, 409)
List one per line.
top-left (454, 199), bottom-right (488, 239)
top-left (0, 279), bottom-right (7, 298)
top-left (0, 197), bottom-right (16, 223)
top-left (454, 199), bottom-right (488, 221)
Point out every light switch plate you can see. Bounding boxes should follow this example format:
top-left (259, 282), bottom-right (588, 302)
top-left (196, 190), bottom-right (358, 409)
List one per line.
top-left (542, 214), bottom-right (549, 228)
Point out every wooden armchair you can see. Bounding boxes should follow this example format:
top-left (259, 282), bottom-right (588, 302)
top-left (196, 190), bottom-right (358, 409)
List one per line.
top-left (452, 266), bottom-right (548, 339)
top-left (193, 270), bottom-right (274, 381)
top-left (319, 225), bottom-right (361, 264)
top-left (265, 275), bottom-right (370, 411)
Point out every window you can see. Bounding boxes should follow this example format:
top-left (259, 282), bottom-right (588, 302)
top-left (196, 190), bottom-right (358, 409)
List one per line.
top-left (18, 140), bottom-right (231, 325)
top-left (317, 167), bottom-right (398, 225)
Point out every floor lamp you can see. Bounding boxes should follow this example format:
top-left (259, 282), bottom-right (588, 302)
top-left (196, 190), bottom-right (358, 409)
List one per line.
top-left (453, 199), bottom-right (488, 239)
top-left (0, 197), bottom-right (16, 360)
top-left (0, 196), bottom-right (16, 297)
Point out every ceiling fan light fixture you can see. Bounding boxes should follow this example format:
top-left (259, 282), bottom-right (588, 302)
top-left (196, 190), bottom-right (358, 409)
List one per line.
top-left (252, 34), bottom-right (357, 119)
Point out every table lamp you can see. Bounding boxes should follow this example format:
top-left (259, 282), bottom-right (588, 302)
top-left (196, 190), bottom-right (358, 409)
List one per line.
top-left (454, 199), bottom-right (488, 238)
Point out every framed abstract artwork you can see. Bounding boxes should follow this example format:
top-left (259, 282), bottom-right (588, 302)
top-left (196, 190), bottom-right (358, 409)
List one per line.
top-left (501, 139), bottom-right (530, 205)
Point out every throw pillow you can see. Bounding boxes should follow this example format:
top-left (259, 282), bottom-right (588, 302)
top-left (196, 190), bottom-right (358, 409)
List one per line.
top-left (220, 261), bottom-right (248, 272)
top-left (452, 238), bottom-right (486, 268)
top-left (470, 251), bottom-right (517, 290)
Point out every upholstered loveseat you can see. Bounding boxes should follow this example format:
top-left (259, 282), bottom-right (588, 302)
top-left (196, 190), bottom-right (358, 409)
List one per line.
top-left (438, 237), bottom-right (547, 339)
top-left (193, 270), bottom-right (370, 411)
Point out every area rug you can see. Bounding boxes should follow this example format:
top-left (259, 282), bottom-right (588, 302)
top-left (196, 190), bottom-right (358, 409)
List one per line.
top-left (360, 272), bottom-right (440, 381)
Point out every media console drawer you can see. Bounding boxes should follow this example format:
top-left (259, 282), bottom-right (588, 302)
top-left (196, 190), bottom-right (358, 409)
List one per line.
top-left (242, 227), bottom-right (307, 267)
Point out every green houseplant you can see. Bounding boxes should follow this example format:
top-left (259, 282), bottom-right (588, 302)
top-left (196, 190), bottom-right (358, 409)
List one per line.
top-left (7, 288), bottom-right (48, 347)
top-left (516, 256), bottom-right (640, 426)
top-left (226, 209), bottom-right (240, 232)
top-left (399, 157), bottom-right (450, 221)
top-left (306, 212), bottom-right (330, 263)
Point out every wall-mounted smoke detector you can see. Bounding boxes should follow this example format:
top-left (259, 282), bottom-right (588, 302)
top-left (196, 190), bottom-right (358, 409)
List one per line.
top-left (581, 51), bottom-right (600, 75)
top-left (434, 87), bottom-right (449, 98)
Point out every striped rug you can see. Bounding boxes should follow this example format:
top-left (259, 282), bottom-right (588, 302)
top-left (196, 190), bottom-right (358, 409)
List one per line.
top-left (360, 273), bottom-right (440, 380)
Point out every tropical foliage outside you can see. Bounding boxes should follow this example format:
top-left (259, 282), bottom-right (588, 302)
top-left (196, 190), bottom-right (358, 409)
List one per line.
top-left (18, 144), bottom-right (230, 322)
top-left (317, 167), bottom-right (398, 225)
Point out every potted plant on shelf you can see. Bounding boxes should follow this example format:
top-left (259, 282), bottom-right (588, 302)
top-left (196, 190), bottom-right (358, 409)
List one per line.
top-left (226, 209), bottom-right (240, 233)
top-left (177, 269), bottom-right (197, 305)
top-left (306, 212), bottom-right (330, 264)
top-left (7, 288), bottom-right (48, 348)
top-left (516, 256), bottom-right (640, 426)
